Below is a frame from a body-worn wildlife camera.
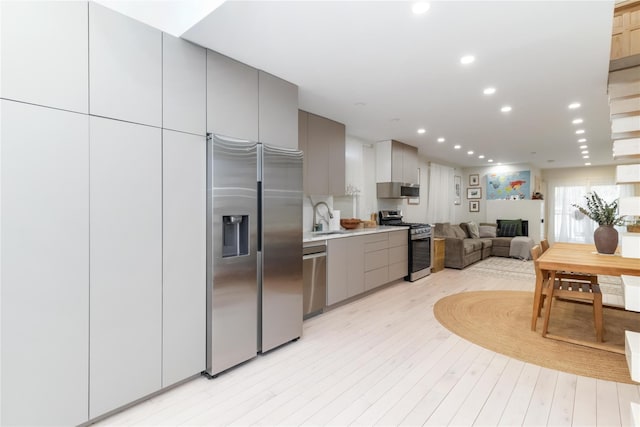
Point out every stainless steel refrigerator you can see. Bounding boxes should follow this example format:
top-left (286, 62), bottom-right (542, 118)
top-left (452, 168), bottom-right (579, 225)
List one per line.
top-left (206, 134), bottom-right (303, 376)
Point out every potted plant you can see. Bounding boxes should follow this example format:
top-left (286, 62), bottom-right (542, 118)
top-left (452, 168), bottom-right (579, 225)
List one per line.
top-left (572, 191), bottom-right (625, 254)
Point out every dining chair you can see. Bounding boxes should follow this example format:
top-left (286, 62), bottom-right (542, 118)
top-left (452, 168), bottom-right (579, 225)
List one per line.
top-left (541, 270), bottom-right (604, 342)
top-left (540, 239), bottom-right (550, 253)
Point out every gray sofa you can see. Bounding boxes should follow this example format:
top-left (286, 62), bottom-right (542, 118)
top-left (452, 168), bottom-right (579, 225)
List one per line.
top-left (433, 220), bottom-right (529, 269)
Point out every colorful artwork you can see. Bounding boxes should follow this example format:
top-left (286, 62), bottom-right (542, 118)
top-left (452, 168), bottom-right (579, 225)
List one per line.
top-left (486, 170), bottom-right (531, 200)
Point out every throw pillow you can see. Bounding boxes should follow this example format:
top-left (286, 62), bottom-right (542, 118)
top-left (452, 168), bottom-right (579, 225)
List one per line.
top-left (451, 225), bottom-right (467, 239)
top-left (479, 225), bottom-right (496, 238)
top-left (459, 222), bottom-right (471, 238)
top-left (499, 219), bottom-right (523, 236)
top-left (498, 222), bottom-right (518, 237)
top-left (467, 221), bottom-right (480, 239)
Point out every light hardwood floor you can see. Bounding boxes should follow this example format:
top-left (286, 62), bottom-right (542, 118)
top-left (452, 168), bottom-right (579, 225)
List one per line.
top-left (95, 266), bottom-right (640, 426)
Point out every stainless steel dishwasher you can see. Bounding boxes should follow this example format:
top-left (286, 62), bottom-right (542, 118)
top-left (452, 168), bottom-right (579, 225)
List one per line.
top-left (303, 242), bottom-right (326, 319)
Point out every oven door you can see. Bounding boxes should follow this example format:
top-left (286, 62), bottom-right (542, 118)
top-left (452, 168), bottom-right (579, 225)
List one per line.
top-left (409, 236), bottom-right (432, 281)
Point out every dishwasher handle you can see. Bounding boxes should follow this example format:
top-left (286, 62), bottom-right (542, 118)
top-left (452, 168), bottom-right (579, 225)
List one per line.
top-left (303, 252), bottom-right (326, 260)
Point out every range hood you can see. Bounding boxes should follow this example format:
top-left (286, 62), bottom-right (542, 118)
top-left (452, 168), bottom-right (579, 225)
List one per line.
top-left (376, 182), bottom-right (420, 199)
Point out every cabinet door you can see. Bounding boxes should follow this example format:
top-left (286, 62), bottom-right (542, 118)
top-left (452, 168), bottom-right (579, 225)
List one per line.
top-left (89, 117), bottom-right (162, 418)
top-left (207, 50), bottom-right (259, 141)
top-left (1, 101), bottom-right (89, 426)
top-left (0, 1), bottom-right (88, 113)
top-left (391, 142), bottom-right (404, 182)
top-left (347, 236), bottom-right (365, 297)
top-left (259, 71), bottom-right (299, 149)
top-left (298, 110), bottom-right (309, 192)
top-left (328, 119), bottom-right (346, 196)
top-left (403, 145), bottom-right (419, 185)
top-left (89, 2), bottom-right (162, 127)
top-left (327, 238), bottom-right (349, 305)
top-left (163, 34), bottom-right (206, 136)
top-left (162, 130), bottom-right (206, 387)
top-left (306, 113), bottom-right (331, 195)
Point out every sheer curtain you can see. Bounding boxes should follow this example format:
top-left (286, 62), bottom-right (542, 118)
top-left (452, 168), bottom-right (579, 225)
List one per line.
top-left (427, 162), bottom-right (454, 222)
top-left (553, 183), bottom-right (634, 243)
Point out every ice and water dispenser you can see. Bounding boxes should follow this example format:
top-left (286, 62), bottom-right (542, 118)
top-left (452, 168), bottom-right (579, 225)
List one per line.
top-left (222, 215), bottom-right (249, 258)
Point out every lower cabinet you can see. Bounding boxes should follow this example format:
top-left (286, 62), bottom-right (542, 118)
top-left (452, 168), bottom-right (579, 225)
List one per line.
top-left (327, 230), bottom-right (408, 305)
top-left (89, 117), bottom-right (163, 418)
top-left (388, 230), bottom-right (409, 280)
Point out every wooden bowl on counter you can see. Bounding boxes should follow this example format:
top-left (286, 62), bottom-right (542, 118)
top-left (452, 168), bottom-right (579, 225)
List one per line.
top-left (340, 218), bottom-right (362, 229)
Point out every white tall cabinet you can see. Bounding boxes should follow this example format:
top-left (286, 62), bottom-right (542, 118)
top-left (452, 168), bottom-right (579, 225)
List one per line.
top-left (0, 100), bottom-right (90, 426)
top-left (162, 130), bottom-right (206, 387)
top-left (89, 117), bottom-right (163, 418)
top-left (89, 2), bottom-right (162, 127)
top-left (0, 1), bottom-right (88, 113)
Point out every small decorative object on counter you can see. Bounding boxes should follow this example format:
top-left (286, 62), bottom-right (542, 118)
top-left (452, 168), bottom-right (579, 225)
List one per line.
top-left (571, 191), bottom-right (625, 254)
top-left (340, 218), bottom-right (362, 229)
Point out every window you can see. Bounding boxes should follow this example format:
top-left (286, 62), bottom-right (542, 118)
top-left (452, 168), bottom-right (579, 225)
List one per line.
top-left (553, 184), bottom-right (632, 243)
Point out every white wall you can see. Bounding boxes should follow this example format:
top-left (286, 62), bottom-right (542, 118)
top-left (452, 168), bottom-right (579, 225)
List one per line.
top-left (457, 163), bottom-right (541, 224)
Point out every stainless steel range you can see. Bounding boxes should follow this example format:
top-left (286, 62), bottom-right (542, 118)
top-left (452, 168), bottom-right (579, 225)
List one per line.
top-left (379, 210), bottom-right (433, 281)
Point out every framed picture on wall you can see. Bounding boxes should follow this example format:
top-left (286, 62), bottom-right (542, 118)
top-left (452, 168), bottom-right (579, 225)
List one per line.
top-left (469, 174), bottom-right (479, 186)
top-left (469, 201), bottom-right (479, 212)
top-left (467, 187), bottom-right (482, 199)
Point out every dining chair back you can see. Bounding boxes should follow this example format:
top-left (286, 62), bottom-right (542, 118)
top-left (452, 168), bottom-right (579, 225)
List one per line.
top-left (541, 270), bottom-right (604, 341)
top-left (540, 239), bottom-right (550, 253)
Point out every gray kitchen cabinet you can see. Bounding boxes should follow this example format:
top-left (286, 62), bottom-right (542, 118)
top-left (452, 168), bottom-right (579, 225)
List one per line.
top-left (364, 233), bottom-right (389, 291)
top-left (207, 50), bottom-right (259, 141)
top-left (162, 130), bottom-right (206, 387)
top-left (327, 237), bottom-right (349, 305)
top-left (303, 111), bottom-right (346, 195)
top-left (89, 2), bottom-right (162, 127)
top-left (376, 140), bottom-right (419, 185)
top-left (388, 230), bottom-right (409, 280)
top-left (0, 1), bottom-right (88, 113)
top-left (89, 116), bottom-right (162, 418)
top-left (1, 100), bottom-right (89, 426)
top-left (259, 71), bottom-right (299, 149)
top-left (163, 34), bottom-right (206, 136)
top-left (299, 110), bottom-right (309, 190)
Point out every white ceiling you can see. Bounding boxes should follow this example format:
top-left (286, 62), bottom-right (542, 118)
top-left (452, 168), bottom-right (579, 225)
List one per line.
top-left (114, 0), bottom-right (619, 170)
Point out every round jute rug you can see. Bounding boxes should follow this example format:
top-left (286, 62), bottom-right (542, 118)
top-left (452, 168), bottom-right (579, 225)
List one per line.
top-left (433, 290), bottom-right (640, 384)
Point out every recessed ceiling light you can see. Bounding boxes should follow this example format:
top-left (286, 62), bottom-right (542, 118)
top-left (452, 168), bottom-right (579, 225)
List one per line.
top-left (581, 150), bottom-right (589, 154)
top-left (585, 162), bottom-right (591, 166)
top-left (460, 55), bottom-right (475, 65)
top-left (568, 102), bottom-right (581, 109)
top-left (437, 137), bottom-right (445, 143)
top-left (579, 145), bottom-right (588, 149)
top-left (497, 163), bottom-right (503, 166)
top-left (583, 155), bottom-right (590, 159)
top-left (478, 155), bottom-right (485, 159)
top-left (454, 145), bottom-right (461, 150)
top-left (575, 129), bottom-right (585, 134)
top-left (467, 150), bottom-right (474, 155)
top-left (488, 159), bottom-right (494, 163)
top-left (483, 87), bottom-right (496, 95)
top-left (417, 128), bottom-right (426, 134)
top-left (578, 138), bottom-right (587, 143)
top-left (572, 118), bottom-right (583, 124)
top-left (501, 106), bottom-right (512, 113)
top-left (412, 2), bottom-right (431, 14)
top-left (354, 102), bottom-right (366, 107)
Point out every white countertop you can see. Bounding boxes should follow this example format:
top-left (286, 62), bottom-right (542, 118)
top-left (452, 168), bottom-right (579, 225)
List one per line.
top-left (303, 225), bottom-right (409, 243)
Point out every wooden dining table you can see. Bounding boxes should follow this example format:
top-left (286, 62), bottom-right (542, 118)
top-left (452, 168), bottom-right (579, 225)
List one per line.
top-left (532, 242), bottom-right (640, 353)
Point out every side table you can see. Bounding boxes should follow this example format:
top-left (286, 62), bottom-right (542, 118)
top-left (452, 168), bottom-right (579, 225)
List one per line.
top-left (433, 238), bottom-right (445, 273)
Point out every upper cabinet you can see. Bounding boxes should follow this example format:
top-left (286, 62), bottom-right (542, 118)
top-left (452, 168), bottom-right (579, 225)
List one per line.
top-left (162, 34), bottom-right (206, 136)
top-left (0, 1), bottom-right (88, 113)
top-left (611, 0), bottom-right (640, 62)
top-left (300, 110), bottom-right (346, 195)
top-left (89, 3), bottom-right (162, 128)
top-left (376, 140), bottom-right (419, 185)
top-left (258, 71), bottom-right (299, 149)
top-left (207, 50), bottom-right (259, 141)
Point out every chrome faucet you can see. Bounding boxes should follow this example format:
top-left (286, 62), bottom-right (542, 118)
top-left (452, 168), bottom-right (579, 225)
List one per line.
top-left (312, 201), bottom-right (334, 231)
